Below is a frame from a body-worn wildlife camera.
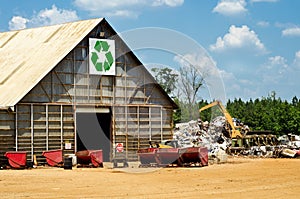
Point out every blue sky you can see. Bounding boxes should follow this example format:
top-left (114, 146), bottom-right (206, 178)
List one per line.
top-left (1, 0), bottom-right (300, 102)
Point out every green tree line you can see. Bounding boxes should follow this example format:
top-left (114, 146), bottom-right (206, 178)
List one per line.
top-left (150, 66), bottom-right (299, 136)
top-left (197, 94), bottom-right (300, 136)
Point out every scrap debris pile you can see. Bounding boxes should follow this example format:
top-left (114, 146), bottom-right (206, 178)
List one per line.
top-left (173, 116), bottom-right (231, 163)
top-left (173, 116), bottom-right (228, 149)
top-left (276, 134), bottom-right (300, 158)
top-left (173, 117), bottom-right (300, 161)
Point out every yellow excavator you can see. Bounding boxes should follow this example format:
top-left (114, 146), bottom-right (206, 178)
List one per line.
top-left (148, 140), bottom-right (179, 148)
top-left (199, 100), bottom-right (244, 139)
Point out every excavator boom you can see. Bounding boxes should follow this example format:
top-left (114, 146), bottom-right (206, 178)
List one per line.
top-left (199, 101), bottom-right (219, 112)
top-left (199, 101), bottom-right (243, 138)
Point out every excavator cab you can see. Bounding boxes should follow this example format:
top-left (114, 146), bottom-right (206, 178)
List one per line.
top-left (149, 140), bottom-right (179, 148)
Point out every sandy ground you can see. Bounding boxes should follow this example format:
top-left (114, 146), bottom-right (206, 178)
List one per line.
top-left (0, 157), bottom-right (299, 199)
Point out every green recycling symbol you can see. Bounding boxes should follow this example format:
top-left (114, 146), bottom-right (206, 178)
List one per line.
top-left (90, 40), bottom-right (114, 72)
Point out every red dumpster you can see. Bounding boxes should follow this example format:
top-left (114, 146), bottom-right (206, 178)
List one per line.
top-left (179, 147), bottom-right (208, 166)
top-left (4, 151), bottom-right (27, 169)
top-left (76, 150), bottom-right (103, 167)
top-left (137, 148), bottom-right (158, 166)
top-left (295, 149), bottom-right (300, 157)
top-left (156, 148), bottom-right (181, 166)
top-left (42, 149), bottom-right (63, 167)
top-left (90, 150), bottom-right (103, 167)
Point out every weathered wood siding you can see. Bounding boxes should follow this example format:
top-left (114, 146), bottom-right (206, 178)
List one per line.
top-left (0, 21), bottom-right (174, 164)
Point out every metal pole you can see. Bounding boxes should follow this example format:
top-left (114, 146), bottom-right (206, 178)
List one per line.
top-left (149, 106), bottom-right (151, 141)
top-left (15, 105), bottom-right (18, 151)
top-left (125, 60), bottom-right (127, 103)
top-left (125, 106), bottom-right (128, 135)
top-left (74, 107), bottom-right (77, 153)
top-left (125, 106), bottom-right (128, 158)
top-left (137, 106), bottom-right (140, 149)
top-left (31, 104), bottom-right (34, 161)
top-left (112, 106), bottom-right (115, 159)
top-left (160, 107), bottom-right (163, 142)
top-left (60, 104), bottom-right (63, 149)
top-left (73, 51), bottom-right (77, 153)
top-left (46, 104), bottom-right (49, 151)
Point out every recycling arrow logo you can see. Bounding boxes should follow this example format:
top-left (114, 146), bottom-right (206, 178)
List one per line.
top-left (89, 38), bottom-right (115, 75)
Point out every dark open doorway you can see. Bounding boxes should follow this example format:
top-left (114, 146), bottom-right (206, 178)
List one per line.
top-left (76, 111), bottom-right (111, 161)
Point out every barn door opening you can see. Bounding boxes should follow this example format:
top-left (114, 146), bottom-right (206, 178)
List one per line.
top-left (76, 111), bottom-right (111, 161)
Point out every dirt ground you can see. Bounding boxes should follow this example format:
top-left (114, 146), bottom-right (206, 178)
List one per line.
top-left (0, 157), bottom-right (299, 199)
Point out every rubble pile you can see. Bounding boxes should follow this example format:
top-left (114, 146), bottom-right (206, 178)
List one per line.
top-left (240, 145), bottom-right (275, 157)
top-left (275, 134), bottom-right (300, 158)
top-left (240, 134), bottom-right (300, 158)
top-left (278, 134), bottom-right (300, 148)
top-left (173, 116), bottom-right (231, 162)
top-left (173, 117), bottom-right (300, 160)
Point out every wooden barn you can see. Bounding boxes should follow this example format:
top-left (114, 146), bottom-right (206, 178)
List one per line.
top-left (0, 18), bottom-right (177, 165)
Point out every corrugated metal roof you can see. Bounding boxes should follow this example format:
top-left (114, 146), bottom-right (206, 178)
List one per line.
top-left (0, 18), bottom-right (103, 109)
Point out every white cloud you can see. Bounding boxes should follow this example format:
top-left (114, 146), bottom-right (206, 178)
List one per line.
top-left (32, 5), bottom-right (79, 26)
top-left (8, 16), bottom-right (28, 30)
top-left (295, 51), bottom-right (300, 59)
top-left (152, 0), bottom-right (184, 7)
top-left (282, 27), bottom-right (300, 37)
top-left (293, 51), bottom-right (300, 68)
top-left (257, 21), bottom-right (270, 27)
top-left (74, 0), bottom-right (184, 17)
top-left (250, 0), bottom-right (278, 2)
top-left (259, 55), bottom-right (288, 83)
top-left (173, 53), bottom-right (229, 102)
top-left (107, 10), bottom-right (139, 18)
top-left (268, 56), bottom-right (288, 70)
top-left (173, 53), bottom-right (219, 77)
top-left (8, 5), bottom-right (79, 30)
top-left (252, 54), bottom-right (300, 99)
top-left (210, 25), bottom-right (267, 54)
top-left (212, 0), bottom-right (247, 16)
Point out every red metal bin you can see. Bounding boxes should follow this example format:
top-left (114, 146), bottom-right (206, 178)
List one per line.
top-left (76, 150), bottom-right (103, 167)
top-left (156, 148), bottom-right (181, 166)
top-left (4, 151), bottom-right (27, 169)
top-left (137, 148), bottom-right (158, 166)
top-left (179, 147), bottom-right (208, 166)
top-left (42, 149), bottom-right (63, 167)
